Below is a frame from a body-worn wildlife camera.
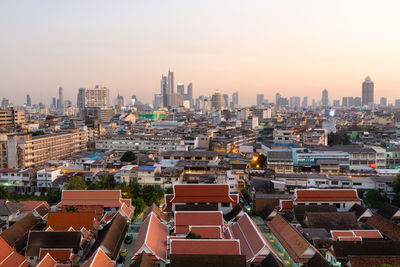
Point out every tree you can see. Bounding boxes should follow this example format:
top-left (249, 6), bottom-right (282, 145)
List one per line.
top-left (65, 176), bottom-right (87, 190)
top-left (328, 131), bottom-right (351, 146)
top-left (392, 174), bottom-right (400, 194)
top-left (120, 151), bottom-right (137, 163)
top-left (0, 185), bottom-right (10, 199)
top-left (186, 231), bottom-right (201, 239)
top-left (66, 205), bottom-right (78, 212)
top-left (364, 189), bottom-right (388, 209)
top-left (141, 185), bottom-right (164, 205)
top-left (46, 188), bottom-right (61, 204)
top-left (132, 197), bottom-right (146, 217)
top-left (165, 187), bottom-right (174, 194)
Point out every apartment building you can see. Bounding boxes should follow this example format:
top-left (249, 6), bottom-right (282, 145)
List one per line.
top-left (95, 134), bottom-right (186, 151)
top-left (0, 109), bottom-right (25, 127)
top-left (6, 129), bottom-right (86, 169)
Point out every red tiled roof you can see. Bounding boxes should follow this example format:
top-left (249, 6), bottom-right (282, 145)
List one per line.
top-left (231, 213), bottom-right (275, 262)
top-left (58, 190), bottom-right (122, 208)
top-left (338, 236), bottom-right (362, 241)
top-left (81, 248), bottom-right (114, 267)
top-left (132, 212), bottom-right (168, 261)
top-left (144, 203), bottom-right (169, 222)
top-left (0, 236), bottom-right (29, 267)
top-left (294, 189), bottom-right (361, 202)
top-left (170, 239), bottom-right (240, 255)
top-left (174, 211), bottom-right (223, 234)
top-left (163, 194), bottom-right (174, 212)
top-left (189, 226), bottom-right (222, 239)
top-left (331, 230), bottom-right (383, 241)
top-left (171, 184), bottom-right (236, 204)
top-left (366, 214), bottom-right (400, 241)
top-left (37, 253), bottom-right (57, 267)
top-left (119, 203), bottom-right (134, 221)
top-left (267, 214), bottom-right (316, 263)
top-left (48, 212), bottom-right (95, 231)
top-left (279, 199), bottom-right (293, 212)
top-left (19, 201), bottom-right (50, 212)
top-left (39, 248), bottom-right (72, 261)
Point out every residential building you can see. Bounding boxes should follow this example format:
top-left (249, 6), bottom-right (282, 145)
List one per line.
top-left (0, 109), bottom-right (25, 127)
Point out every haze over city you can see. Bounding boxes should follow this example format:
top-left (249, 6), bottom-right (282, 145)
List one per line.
top-left (2, 0), bottom-right (400, 106)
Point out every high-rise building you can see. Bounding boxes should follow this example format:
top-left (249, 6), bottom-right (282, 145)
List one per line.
top-left (58, 87), bottom-right (64, 114)
top-left (77, 85), bottom-right (110, 114)
top-left (115, 93), bottom-right (124, 109)
top-left (51, 97), bottom-right (57, 109)
top-left (302, 96), bottom-right (308, 108)
top-left (161, 75), bottom-right (168, 107)
top-left (167, 93), bottom-right (184, 107)
top-left (362, 76), bottom-right (374, 107)
top-left (26, 94), bottom-right (31, 107)
top-left (289, 96), bottom-right (301, 109)
top-left (1, 98), bottom-right (9, 109)
top-left (168, 69), bottom-right (174, 94)
top-left (185, 83), bottom-right (193, 107)
top-left (354, 97), bottom-right (362, 107)
top-left (256, 94), bottom-right (264, 107)
top-left (223, 94), bottom-right (229, 108)
top-left (395, 99), bottom-right (400, 108)
top-left (211, 90), bottom-right (224, 110)
top-left (333, 100), bottom-right (340, 107)
top-left (177, 82), bottom-right (184, 95)
top-left (321, 89), bottom-right (329, 107)
top-left (380, 97), bottom-right (387, 107)
top-left (342, 97), bottom-right (348, 107)
top-left (275, 93), bottom-right (281, 107)
top-left (231, 92), bottom-right (238, 108)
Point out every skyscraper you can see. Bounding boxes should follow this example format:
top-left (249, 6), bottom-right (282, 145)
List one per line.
top-left (26, 94), bottom-right (31, 106)
top-left (161, 75), bottom-right (168, 107)
top-left (223, 94), bottom-right (229, 108)
top-left (211, 90), bottom-right (224, 110)
top-left (275, 93), bottom-right (281, 107)
top-left (256, 94), bottom-right (264, 107)
top-left (321, 89), bottom-right (329, 107)
top-left (168, 69), bottom-right (174, 94)
top-left (52, 97), bottom-right (57, 109)
top-left (177, 82), bottom-right (184, 95)
top-left (231, 92), bottom-right (238, 108)
top-left (380, 97), bottom-right (387, 107)
top-left (77, 85), bottom-right (110, 112)
top-left (362, 76), bottom-right (374, 107)
top-left (187, 83), bottom-right (193, 107)
top-left (302, 96), bottom-right (308, 108)
top-left (58, 87), bottom-right (64, 114)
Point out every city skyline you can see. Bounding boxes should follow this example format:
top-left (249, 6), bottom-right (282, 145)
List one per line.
top-left (2, 1), bottom-right (400, 105)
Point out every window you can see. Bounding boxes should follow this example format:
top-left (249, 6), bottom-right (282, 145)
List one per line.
top-left (353, 182), bottom-right (362, 186)
top-left (221, 203), bottom-right (230, 207)
top-left (309, 203), bottom-right (317, 205)
top-left (155, 178), bottom-right (161, 181)
top-left (334, 203), bottom-right (340, 209)
top-left (331, 181), bottom-right (338, 185)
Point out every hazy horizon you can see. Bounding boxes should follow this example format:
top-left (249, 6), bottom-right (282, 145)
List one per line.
top-left (1, 0), bottom-right (400, 106)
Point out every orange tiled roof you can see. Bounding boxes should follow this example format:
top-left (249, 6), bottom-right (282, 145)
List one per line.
top-left (39, 248), bottom-right (72, 261)
top-left (174, 211), bottom-right (223, 234)
top-left (331, 230), bottom-right (383, 241)
top-left (232, 213), bottom-right (275, 262)
top-left (132, 212), bottom-right (168, 261)
top-left (0, 236), bottom-right (29, 267)
top-left (81, 248), bottom-right (114, 267)
top-left (171, 184), bottom-right (237, 204)
top-left (294, 189), bottom-right (361, 202)
top-left (189, 226), bottom-right (222, 239)
top-left (37, 253), bottom-right (57, 267)
top-left (169, 239), bottom-right (240, 255)
top-left (279, 199), bottom-right (293, 212)
top-left (267, 214), bottom-right (316, 263)
top-left (338, 236), bottom-right (362, 241)
top-left (48, 212), bottom-right (95, 231)
top-left (119, 203), bottom-right (134, 221)
top-left (19, 201), bottom-right (50, 211)
top-left (144, 203), bottom-right (168, 222)
top-left (58, 190), bottom-right (122, 208)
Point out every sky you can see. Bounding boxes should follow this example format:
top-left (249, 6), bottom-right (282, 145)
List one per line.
top-left (1, 0), bottom-right (400, 106)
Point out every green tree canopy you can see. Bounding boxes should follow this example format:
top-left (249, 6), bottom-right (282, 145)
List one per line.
top-left (46, 189), bottom-right (61, 204)
top-left (120, 151), bottom-right (137, 162)
top-left (65, 176), bottom-right (87, 190)
top-left (132, 197), bottom-right (146, 217)
top-left (0, 185), bottom-right (10, 199)
top-left (328, 131), bottom-right (351, 146)
top-left (392, 174), bottom-right (400, 194)
top-left (186, 231), bottom-right (201, 239)
top-left (66, 205), bottom-right (78, 212)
